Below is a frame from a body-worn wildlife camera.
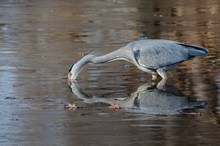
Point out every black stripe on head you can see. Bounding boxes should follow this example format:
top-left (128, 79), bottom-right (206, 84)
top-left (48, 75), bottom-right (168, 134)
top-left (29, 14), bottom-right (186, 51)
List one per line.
top-left (68, 64), bottom-right (74, 73)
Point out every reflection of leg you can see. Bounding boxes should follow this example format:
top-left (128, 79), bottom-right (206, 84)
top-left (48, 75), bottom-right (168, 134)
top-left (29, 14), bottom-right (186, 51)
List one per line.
top-left (156, 68), bottom-right (167, 79)
top-left (152, 74), bottom-right (157, 81)
top-left (156, 79), bottom-right (167, 90)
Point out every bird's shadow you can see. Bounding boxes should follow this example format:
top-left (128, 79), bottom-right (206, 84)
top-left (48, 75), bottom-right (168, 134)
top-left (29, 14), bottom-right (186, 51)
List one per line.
top-left (67, 79), bottom-right (207, 115)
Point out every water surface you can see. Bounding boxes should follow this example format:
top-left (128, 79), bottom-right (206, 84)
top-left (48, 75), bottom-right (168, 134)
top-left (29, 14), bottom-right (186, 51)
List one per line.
top-left (0, 0), bottom-right (219, 145)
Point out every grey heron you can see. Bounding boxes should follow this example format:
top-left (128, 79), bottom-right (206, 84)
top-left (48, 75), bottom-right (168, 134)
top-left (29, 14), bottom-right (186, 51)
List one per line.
top-left (68, 39), bottom-right (208, 81)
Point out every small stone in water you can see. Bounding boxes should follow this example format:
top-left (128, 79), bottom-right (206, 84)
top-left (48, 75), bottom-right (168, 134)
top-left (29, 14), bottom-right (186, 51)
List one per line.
top-left (64, 102), bottom-right (83, 110)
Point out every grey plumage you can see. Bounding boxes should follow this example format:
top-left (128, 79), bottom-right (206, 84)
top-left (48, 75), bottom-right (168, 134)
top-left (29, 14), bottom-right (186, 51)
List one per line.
top-left (68, 39), bottom-right (208, 81)
top-left (68, 80), bottom-right (207, 114)
top-left (131, 39), bottom-right (208, 71)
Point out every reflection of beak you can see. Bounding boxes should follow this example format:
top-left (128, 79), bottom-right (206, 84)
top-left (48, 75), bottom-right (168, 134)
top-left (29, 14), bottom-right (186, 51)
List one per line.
top-left (67, 73), bottom-right (77, 85)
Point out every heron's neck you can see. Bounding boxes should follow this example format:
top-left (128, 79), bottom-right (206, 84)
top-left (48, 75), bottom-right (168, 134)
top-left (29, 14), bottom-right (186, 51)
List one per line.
top-left (69, 47), bottom-right (132, 80)
top-left (91, 47), bottom-right (131, 64)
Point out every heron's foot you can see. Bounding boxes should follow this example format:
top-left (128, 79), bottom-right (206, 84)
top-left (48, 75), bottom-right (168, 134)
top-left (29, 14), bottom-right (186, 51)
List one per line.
top-left (108, 103), bottom-right (121, 111)
top-left (156, 68), bottom-right (167, 79)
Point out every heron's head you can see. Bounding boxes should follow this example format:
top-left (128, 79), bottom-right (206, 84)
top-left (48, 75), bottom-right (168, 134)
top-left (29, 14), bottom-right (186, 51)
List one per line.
top-left (68, 63), bottom-right (75, 82)
top-left (68, 51), bottom-right (97, 82)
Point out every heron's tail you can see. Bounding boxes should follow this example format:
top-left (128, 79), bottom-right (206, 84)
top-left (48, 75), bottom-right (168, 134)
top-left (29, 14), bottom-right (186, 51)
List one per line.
top-left (180, 44), bottom-right (208, 57)
top-left (188, 101), bottom-right (207, 109)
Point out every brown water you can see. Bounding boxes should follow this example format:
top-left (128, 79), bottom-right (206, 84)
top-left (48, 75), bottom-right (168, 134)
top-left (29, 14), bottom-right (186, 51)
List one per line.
top-left (0, 0), bottom-right (220, 145)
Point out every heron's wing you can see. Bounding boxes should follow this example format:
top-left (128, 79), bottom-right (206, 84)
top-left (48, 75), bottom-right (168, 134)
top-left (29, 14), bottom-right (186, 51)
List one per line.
top-left (132, 40), bottom-right (190, 70)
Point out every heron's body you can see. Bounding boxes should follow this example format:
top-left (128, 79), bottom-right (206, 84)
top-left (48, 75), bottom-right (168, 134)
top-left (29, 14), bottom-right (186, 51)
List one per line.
top-left (68, 39), bottom-right (208, 81)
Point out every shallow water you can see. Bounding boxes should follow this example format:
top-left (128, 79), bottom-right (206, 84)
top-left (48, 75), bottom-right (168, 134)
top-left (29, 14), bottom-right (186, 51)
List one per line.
top-left (0, 0), bottom-right (220, 145)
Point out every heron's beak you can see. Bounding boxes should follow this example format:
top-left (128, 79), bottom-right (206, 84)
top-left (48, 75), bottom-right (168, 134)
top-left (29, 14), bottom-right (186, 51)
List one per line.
top-left (68, 73), bottom-right (72, 81)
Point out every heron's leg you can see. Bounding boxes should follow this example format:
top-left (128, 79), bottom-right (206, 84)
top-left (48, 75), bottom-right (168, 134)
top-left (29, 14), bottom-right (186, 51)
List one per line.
top-left (151, 74), bottom-right (157, 81)
top-left (156, 68), bottom-right (167, 79)
top-left (156, 79), bottom-right (167, 90)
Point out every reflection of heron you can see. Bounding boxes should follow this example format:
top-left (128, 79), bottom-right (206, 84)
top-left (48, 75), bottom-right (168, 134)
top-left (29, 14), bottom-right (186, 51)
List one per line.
top-left (68, 79), bottom-right (207, 114)
top-left (68, 39), bottom-right (208, 81)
